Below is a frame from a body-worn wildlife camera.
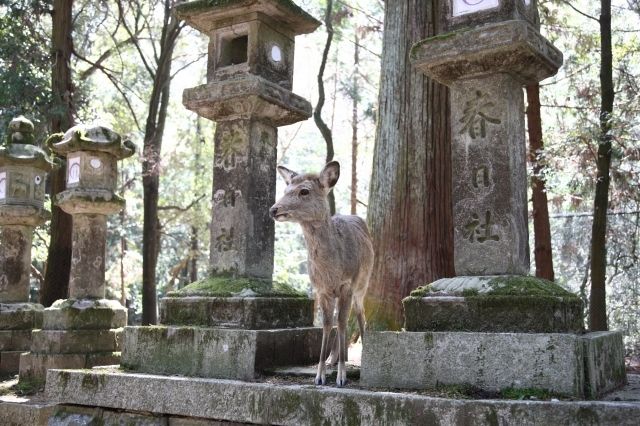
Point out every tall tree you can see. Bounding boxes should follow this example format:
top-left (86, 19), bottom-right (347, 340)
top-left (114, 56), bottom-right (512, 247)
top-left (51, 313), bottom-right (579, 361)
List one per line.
top-left (526, 83), bottom-right (555, 281)
top-left (589, 0), bottom-right (614, 331)
top-left (114, 0), bottom-right (184, 324)
top-left (41, 0), bottom-right (75, 306)
top-left (350, 31), bottom-right (359, 215)
top-left (365, 0), bottom-right (453, 330)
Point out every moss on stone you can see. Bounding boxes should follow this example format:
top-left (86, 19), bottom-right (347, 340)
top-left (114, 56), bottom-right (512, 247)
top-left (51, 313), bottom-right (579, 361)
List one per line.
top-left (487, 276), bottom-right (577, 297)
top-left (409, 285), bottom-right (432, 297)
top-left (167, 274), bottom-right (305, 298)
top-left (500, 387), bottom-right (563, 400)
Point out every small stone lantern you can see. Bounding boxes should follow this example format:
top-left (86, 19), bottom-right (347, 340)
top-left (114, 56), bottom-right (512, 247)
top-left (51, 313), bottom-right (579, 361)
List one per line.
top-left (0, 116), bottom-right (57, 374)
top-left (18, 123), bottom-right (135, 382)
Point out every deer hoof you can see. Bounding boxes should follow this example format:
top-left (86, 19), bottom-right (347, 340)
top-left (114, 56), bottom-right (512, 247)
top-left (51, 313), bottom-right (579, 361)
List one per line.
top-left (314, 375), bottom-right (326, 386)
top-left (336, 377), bottom-right (348, 387)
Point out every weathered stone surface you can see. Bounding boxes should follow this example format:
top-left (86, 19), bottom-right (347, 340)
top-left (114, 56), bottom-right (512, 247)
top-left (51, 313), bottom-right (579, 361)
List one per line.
top-left (361, 331), bottom-right (627, 399)
top-left (207, 118), bottom-right (278, 278)
top-left (0, 330), bottom-right (32, 351)
top-left (160, 297), bottom-right (314, 329)
top-left (49, 405), bottom-right (169, 426)
top-left (46, 369), bottom-right (640, 425)
top-left (47, 123), bottom-right (135, 160)
top-left (361, 331), bottom-right (584, 395)
top-left (42, 299), bottom-right (126, 330)
top-left (121, 326), bottom-right (322, 380)
top-left (582, 331), bottom-right (627, 399)
top-left (67, 213), bottom-right (108, 299)
top-left (0, 350), bottom-right (22, 374)
top-left (30, 329), bottom-right (121, 354)
top-left (0, 303), bottom-right (43, 329)
top-left (0, 205), bottom-right (49, 227)
top-left (411, 20), bottom-right (562, 86)
top-left (55, 188), bottom-right (125, 216)
top-left (18, 352), bottom-right (120, 382)
top-left (441, 0), bottom-right (539, 32)
top-left (0, 398), bottom-right (55, 426)
top-left (0, 226), bottom-right (34, 303)
top-left (183, 76), bottom-right (312, 126)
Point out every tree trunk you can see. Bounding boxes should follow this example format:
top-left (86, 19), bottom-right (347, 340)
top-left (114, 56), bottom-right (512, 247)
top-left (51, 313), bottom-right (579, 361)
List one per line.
top-left (41, 0), bottom-right (74, 307)
top-left (589, 0), bottom-right (614, 331)
top-left (365, 0), bottom-right (453, 330)
top-left (141, 1), bottom-right (181, 325)
top-left (189, 225), bottom-right (198, 283)
top-left (314, 0), bottom-right (335, 215)
top-left (526, 83), bottom-right (555, 281)
top-left (350, 31), bottom-right (359, 215)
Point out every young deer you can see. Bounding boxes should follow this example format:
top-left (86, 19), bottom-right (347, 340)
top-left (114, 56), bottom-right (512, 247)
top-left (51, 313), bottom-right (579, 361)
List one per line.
top-left (270, 161), bottom-right (374, 387)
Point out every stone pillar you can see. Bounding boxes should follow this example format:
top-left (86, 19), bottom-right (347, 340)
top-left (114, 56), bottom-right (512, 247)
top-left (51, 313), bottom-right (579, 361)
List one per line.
top-left (19, 124), bottom-right (135, 383)
top-left (0, 116), bottom-right (57, 374)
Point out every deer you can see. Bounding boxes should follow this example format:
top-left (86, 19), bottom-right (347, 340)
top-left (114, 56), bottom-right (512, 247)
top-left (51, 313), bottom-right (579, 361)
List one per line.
top-left (270, 161), bottom-right (374, 387)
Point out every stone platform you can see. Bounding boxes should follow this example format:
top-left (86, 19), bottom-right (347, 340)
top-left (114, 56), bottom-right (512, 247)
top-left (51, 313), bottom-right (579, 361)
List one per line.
top-left (361, 330), bottom-right (625, 399)
top-left (121, 325), bottom-right (322, 380)
top-left (0, 303), bottom-right (43, 374)
top-left (39, 368), bottom-right (640, 425)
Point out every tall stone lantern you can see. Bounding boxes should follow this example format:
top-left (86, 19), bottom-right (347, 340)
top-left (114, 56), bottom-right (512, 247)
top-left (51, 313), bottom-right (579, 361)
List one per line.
top-left (0, 116), bottom-right (57, 374)
top-left (117, 0), bottom-right (324, 381)
top-left (362, 1), bottom-right (626, 399)
top-left (19, 124), bottom-right (135, 382)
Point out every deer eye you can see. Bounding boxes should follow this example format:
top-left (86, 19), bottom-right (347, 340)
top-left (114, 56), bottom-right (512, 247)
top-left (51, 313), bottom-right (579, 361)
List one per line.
top-left (299, 188), bottom-right (310, 196)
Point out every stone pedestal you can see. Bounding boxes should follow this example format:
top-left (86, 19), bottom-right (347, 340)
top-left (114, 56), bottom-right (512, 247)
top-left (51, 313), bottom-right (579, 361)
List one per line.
top-left (0, 116), bottom-right (57, 375)
top-left (19, 124), bottom-right (134, 383)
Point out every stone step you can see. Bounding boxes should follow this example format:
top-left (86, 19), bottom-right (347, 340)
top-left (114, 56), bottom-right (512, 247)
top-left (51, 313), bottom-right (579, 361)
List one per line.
top-left (44, 369), bottom-right (640, 425)
top-left (30, 329), bottom-right (121, 354)
top-left (0, 303), bottom-right (43, 330)
top-left (18, 351), bottom-right (120, 382)
top-left (0, 330), bottom-right (32, 351)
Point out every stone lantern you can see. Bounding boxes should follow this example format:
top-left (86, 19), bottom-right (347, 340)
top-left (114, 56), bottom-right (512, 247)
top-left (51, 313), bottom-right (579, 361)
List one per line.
top-left (0, 116), bottom-right (57, 374)
top-left (19, 124), bottom-right (135, 382)
top-left (117, 0), bottom-right (323, 381)
top-left (361, 1), bottom-right (627, 399)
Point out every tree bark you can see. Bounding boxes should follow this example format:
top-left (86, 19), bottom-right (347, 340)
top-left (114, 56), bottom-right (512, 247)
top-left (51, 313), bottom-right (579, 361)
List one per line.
top-left (365, 0), bottom-right (453, 330)
top-left (314, 0), bottom-right (336, 215)
top-left (589, 0), bottom-right (614, 331)
top-left (141, 0), bottom-right (182, 325)
top-left (41, 0), bottom-right (74, 307)
top-left (189, 225), bottom-right (198, 283)
top-left (526, 84), bottom-right (555, 281)
top-left (350, 31), bottom-right (359, 215)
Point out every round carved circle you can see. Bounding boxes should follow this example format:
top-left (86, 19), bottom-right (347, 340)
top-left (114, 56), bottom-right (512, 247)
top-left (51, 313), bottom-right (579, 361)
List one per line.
top-left (34, 175), bottom-right (42, 185)
top-left (463, 0), bottom-right (486, 5)
top-left (270, 45), bottom-right (282, 63)
top-left (90, 158), bottom-right (102, 169)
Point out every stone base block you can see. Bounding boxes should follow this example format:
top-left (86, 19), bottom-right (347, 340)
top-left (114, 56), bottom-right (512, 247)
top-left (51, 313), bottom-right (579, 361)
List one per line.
top-left (121, 326), bottom-right (322, 380)
top-left (30, 329), bottom-right (121, 353)
top-left (18, 351), bottom-right (120, 382)
top-left (403, 296), bottom-right (583, 333)
top-left (0, 329), bottom-right (32, 351)
top-left (45, 369), bottom-right (640, 425)
top-left (43, 298), bottom-right (126, 330)
top-left (160, 296), bottom-right (314, 329)
top-left (0, 398), bottom-right (56, 426)
top-left (0, 303), bottom-right (43, 330)
top-left (360, 331), bottom-right (626, 398)
top-left (0, 350), bottom-right (23, 375)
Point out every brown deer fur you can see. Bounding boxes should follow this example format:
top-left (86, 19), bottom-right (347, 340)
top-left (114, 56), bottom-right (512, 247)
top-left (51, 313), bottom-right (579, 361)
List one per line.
top-left (270, 161), bottom-right (373, 387)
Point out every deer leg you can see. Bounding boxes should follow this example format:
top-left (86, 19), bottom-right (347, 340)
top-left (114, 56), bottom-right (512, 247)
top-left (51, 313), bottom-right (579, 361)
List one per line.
top-left (315, 295), bottom-right (334, 386)
top-left (336, 293), bottom-right (352, 387)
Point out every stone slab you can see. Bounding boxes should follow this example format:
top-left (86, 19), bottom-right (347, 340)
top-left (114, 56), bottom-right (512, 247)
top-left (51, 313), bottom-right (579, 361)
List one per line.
top-left (402, 296), bottom-right (583, 333)
top-left (121, 326), bottom-right (322, 380)
top-left (583, 331), bottom-right (627, 398)
top-left (0, 330), bottom-right (32, 351)
top-left (0, 351), bottom-right (22, 375)
top-left (360, 331), bottom-right (625, 399)
top-left (0, 398), bottom-right (55, 426)
top-left (18, 351), bottom-right (120, 383)
top-left (30, 329), bottom-right (121, 354)
top-left (0, 303), bottom-right (43, 330)
top-left (46, 369), bottom-right (640, 425)
top-left (160, 296), bottom-right (314, 329)
top-left (411, 20), bottom-right (563, 86)
top-left (43, 299), bottom-right (126, 330)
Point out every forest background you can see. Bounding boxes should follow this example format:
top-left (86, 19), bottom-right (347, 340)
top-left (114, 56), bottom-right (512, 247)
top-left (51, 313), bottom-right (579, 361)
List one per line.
top-left (1, 0), bottom-right (639, 355)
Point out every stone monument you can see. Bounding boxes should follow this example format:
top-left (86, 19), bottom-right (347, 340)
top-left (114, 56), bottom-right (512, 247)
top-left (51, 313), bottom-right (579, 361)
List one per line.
top-left (0, 116), bottom-right (57, 375)
top-left (119, 0), bottom-right (323, 380)
top-left (361, 0), bottom-right (627, 398)
top-left (19, 123), bottom-right (135, 382)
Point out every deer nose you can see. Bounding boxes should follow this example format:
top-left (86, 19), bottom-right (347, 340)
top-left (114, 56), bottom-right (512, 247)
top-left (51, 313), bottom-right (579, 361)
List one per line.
top-left (269, 206), bottom-right (279, 218)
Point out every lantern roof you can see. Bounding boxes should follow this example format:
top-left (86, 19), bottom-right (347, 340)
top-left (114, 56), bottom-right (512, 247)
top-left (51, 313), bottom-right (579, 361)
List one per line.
top-left (47, 124), bottom-right (136, 160)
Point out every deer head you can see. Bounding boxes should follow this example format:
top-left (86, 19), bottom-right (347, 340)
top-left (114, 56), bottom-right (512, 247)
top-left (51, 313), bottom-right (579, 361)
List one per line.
top-left (270, 161), bottom-right (340, 223)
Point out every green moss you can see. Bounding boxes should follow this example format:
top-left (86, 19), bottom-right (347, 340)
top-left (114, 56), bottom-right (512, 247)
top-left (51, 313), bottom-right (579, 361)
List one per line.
top-left (487, 276), bottom-right (577, 297)
top-left (409, 28), bottom-right (472, 60)
top-left (500, 387), bottom-right (564, 400)
top-left (409, 285), bottom-right (432, 297)
top-left (14, 377), bottom-right (45, 395)
top-left (167, 274), bottom-right (306, 298)
top-left (461, 288), bottom-right (479, 297)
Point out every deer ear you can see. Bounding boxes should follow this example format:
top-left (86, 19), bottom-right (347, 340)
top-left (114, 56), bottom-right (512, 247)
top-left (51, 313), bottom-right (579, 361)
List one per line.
top-left (277, 165), bottom-right (297, 185)
top-left (320, 161), bottom-right (340, 190)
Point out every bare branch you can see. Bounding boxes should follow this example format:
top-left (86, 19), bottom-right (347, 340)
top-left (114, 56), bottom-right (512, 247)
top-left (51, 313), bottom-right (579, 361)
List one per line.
top-left (559, 0), bottom-right (600, 23)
